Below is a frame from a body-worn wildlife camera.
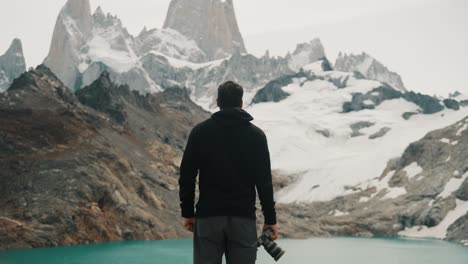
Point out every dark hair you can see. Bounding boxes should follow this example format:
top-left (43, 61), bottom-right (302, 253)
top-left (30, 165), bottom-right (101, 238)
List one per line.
top-left (217, 81), bottom-right (243, 109)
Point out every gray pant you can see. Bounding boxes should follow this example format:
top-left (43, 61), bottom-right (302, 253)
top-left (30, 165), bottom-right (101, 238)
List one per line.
top-left (194, 216), bottom-right (258, 264)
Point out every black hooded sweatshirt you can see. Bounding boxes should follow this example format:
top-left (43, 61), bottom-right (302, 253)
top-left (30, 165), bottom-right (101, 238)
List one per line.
top-left (179, 108), bottom-right (277, 225)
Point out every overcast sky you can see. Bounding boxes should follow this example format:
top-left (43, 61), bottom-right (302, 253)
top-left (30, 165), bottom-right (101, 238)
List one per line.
top-left (0, 0), bottom-right (467, 96)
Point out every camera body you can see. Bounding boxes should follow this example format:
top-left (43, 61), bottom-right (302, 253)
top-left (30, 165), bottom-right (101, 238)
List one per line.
top-left (257, 228), bottom-right (285, 261)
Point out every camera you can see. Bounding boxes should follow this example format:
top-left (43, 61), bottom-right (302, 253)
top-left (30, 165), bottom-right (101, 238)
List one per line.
top-left (257, 228), bottom-right (285, 261)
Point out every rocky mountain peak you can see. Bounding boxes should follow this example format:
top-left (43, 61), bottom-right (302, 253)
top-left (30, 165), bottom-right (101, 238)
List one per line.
top-left (2, 64), bottom-right (78, 111)
top-left (139, 26), bottom-right (148, 37)
top-left (0, 38), bottom-right (27, 92)
top-left (334, 52), bottom-right (407, 92)
top-left (76, 71), bottom-right (157, 123)
top-left (6, 38), bottom-right (23, 55)
top-left (9, 65), bottom-right (69, 94)
top-left (287, 38), bottom-right (327, 71)
top-left (163, 0), bottom-right (247, 61)
top-left (44, 0), bottom-right (93, 91)
top-left (92, 7), bottom-right (125, 30)
top-left (92, 6), bottom-right (106, 24)
top-left (60, 0), bottom-right (93, 36)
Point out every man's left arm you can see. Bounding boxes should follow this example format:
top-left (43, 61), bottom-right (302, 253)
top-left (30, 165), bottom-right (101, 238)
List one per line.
top-left (179, 127), bottom-right (200, 231)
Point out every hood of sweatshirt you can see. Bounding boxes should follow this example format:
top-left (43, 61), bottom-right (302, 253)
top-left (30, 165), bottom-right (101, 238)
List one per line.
top-left (211, 108), bottom-right (254, 127)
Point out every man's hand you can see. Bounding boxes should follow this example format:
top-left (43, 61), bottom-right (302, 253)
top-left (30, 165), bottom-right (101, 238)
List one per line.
top-left (183, 218), bottom-right (195, 232)
top-left (263, 224), bottom-right (279, 240)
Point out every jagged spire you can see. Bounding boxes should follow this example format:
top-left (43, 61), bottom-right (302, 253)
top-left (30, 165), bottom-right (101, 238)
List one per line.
top-left (163, 0), bottom-right (247, 61)
top-left (44, 0), bottom-right (93, 91)
top-left (94, 6), bottom-right (104, 16)
top-left (0, 38), bottom-right (27, 92)
top-left (60, 0), bottom-right (93, 36)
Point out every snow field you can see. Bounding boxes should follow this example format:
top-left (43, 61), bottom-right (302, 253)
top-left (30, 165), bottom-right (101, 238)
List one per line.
top-left (247, 64), bottom-right (468, 203)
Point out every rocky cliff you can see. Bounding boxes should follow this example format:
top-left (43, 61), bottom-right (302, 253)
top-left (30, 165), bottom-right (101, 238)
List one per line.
top-left (0, 66), bottom-right (209, 250)
top-left (334, 52), bottom-right (406, 92)
top-left (163, 0), bottom-right (247, 61)
top-left (0, 39), bottom-right (26, 92)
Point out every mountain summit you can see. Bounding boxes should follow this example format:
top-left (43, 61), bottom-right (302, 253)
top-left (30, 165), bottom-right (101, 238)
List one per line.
top-left (163, 0), bottom-right (247, 61)
top-left (0, 38), bottom-right (26, 92)
top-left (334, 52), bottom-right (407, 92)
top-left (44, 0), bottom-right (93, 90)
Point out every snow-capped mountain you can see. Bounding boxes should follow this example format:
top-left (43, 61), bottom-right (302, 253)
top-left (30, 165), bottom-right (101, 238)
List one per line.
top-left (334, 52), bottom-right (407, 92)
top-left (247, 61), bottom-right (468, 203)
top-left (163, 0), bottom-right (247, 61)
top-left (246, 61), bottom-right (468, 243)
top-left (44, 0), bottom-right (204, 92)
top-left (0, 39), bottom-right (26, 92)
top-left (43, 0), bottom-right (295, 104)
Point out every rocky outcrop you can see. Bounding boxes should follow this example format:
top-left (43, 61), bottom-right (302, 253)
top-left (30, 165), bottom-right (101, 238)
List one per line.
top-left (342, 84), bottom-right (445, 114)
top-left (0, 66), bottom-right (209, 250)
top-left (334, 52), bottom-right (407, 92)
top-left (163, 0), bottom-right (247, 61)
top-left (251, 71), bottom-right (311, 104)
top-left (0, 39), bottom-right (26, 92)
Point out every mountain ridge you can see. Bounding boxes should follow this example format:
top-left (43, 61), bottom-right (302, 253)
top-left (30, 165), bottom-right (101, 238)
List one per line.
top-left (334, 52), bottom-right (407, 92)
top-left (0, 65), bottom-right (209, 249)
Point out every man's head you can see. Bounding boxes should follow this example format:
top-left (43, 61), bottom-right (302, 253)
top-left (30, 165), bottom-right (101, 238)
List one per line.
top-left (217, 81), bottom-right (243, 109)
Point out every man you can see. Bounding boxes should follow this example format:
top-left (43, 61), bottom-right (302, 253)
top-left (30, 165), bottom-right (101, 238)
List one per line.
top-left (179, 81), bottom-right (278, 264)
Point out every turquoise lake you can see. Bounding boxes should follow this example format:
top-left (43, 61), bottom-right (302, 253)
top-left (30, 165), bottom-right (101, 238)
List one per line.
top-left (1, 238), bottom-right (468, 264)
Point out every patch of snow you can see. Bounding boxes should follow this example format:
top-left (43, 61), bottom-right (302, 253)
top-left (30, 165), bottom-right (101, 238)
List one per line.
top-left (439, 172), bottom-right (467, 198)
top-left (359, 196), bottom-right (370, 203)
top-left (445, 156), bottom-right (451, 162)
top-left (399, 199), bottom-right (468, 239)
top-left (333, 210), bottom-right (349, 217)
top-left (440, 138), bottom-right (451, 144)
top-left (84, 34), bottom-right (138, 73)
top-left (302, 61), bottom-right (325, 73)
top-left (403, 162), bottom-right (423, 179)
top-left (147, 51), bottom-right (225, 70)
top-left (384, 187), bottom-right (407, 199)
top-left (451, 140), bottom-right (459, 146)
top-left (454, 170), bottom-right (460, 176)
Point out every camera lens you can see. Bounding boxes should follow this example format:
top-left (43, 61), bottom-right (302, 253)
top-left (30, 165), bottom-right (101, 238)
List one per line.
top-left (264, 241), bottom-right (285, 261)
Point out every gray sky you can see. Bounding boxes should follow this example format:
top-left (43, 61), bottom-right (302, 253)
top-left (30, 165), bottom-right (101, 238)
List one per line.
top-left (0, 0), bottom-right (467, 96)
